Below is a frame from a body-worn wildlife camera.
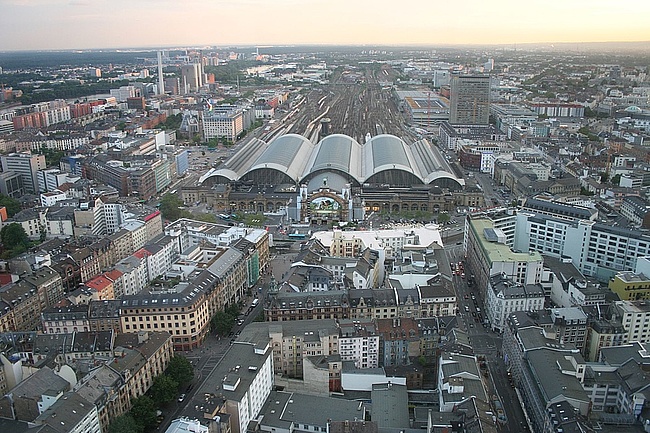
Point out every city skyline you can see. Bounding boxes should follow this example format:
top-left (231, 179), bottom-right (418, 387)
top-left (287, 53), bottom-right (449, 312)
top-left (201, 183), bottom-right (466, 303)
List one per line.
top-left (0, 0), bottom-right (649, 51)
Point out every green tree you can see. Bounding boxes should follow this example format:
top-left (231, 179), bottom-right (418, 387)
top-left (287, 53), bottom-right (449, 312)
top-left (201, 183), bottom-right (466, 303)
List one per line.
top-left (108, 415), bottom-right (143, 433)
top-left (166, 355), bottom-right (195, 387)
top-left (159, 113), bottom-right (182, 131)
top-left (149, 374), bottom-right (179, 405)
top-left (611, 174), bottom-right (621, 186)
top-left (41, 148), bottom-right (64, 167)
top-left (159, 193), bottom-right (185, 221)
top-left (130, 396), bottom-right (157, 432)
top-left (580, 187), bottom-right (595, 196)
top-left (437, 212), bottom-right (450, 224)
top-left (193, 213), bottom-right (218, 223)
top-left (211, 311), bottom-right (235, 336)
top-left (0, 195), bottom-right (21, 217)
top-left (1, 223), bottom-right (29, 249)
top-left (599, 172), bottom-right (609, 183)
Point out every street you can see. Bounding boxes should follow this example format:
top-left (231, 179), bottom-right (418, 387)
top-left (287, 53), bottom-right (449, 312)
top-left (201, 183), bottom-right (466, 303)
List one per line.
top-left (445, 242), bottom-right (528, 433)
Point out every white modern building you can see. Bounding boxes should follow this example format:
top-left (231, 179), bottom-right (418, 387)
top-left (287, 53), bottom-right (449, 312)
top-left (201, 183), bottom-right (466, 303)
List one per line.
top-left (137, 235), bottom-right (178, 282)
top-left (464, 216), bottom-right (544, 300)
top-left (196, 341), bottom-right (273, 433)
top-left (37, 168), bottom-right (69, 193)
top-left (40, 190), bottom-right (68, 207)
top-left (514, 211), bottom-right (650, 281)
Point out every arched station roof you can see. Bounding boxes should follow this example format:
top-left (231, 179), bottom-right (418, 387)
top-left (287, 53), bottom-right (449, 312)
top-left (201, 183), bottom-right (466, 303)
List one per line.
top-left (199, 133), bottom-right (464, 190)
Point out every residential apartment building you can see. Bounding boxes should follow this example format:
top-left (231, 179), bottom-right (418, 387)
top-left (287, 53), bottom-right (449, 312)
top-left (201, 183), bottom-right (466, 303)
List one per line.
top-left (609, 271), bottom-right (650, 301)
top-left (620, 195), bottom-right (650, 228)
top-left (88, 299), bottom-right (122, 333)
top-left (376, 318), bottom-right (420, 367)
top-left (613, 300), bottom-right (650, 344)
top-left (0, 267), bottom-right (65, 331)
top-left (584, 317), bottom-right (627, 362)
top-left (418, 280), bottom-right (456, 318)
top-left (502, 319), bottom-right (589, 433)
top-left (485, 274), bottom-right (545, 332)
top-left (33, 392), bottom-right (101, 433)
top-left (119, 282), bottom-right (210, 351)
top-left (437, 352), bottom-right (487, 412)
top-left (0, 366), bottom-right (70, 422)
top-left (265, 290), bottom-right (349, 322)
top-left (338, 319), bottom-right (379, 369)
top-left (112, 331), bottom-right (174, 401)
top-left (238, 320), bottom-right (339, 379)
top-left (41, 304), bottom-right (90, 333)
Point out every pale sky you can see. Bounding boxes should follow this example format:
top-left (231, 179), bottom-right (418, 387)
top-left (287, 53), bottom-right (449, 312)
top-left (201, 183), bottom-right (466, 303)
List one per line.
top-left (0, 0), bottom-right (648, 51)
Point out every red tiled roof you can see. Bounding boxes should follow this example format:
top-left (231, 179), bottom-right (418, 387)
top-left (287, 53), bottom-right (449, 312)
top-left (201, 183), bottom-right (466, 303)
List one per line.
top-left (133, 249), bottom-right (151, 259)
top-left (86, 275), bottom-right (113, 291)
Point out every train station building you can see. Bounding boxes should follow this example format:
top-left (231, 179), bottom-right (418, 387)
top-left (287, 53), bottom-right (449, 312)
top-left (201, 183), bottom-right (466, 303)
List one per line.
top-left (182, 133), bottom-right (482, 225)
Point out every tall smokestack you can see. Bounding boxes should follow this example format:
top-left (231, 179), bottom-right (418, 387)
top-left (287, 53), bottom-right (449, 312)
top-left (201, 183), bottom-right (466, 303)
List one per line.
top-left (157, 51), bottom-right (165, 95)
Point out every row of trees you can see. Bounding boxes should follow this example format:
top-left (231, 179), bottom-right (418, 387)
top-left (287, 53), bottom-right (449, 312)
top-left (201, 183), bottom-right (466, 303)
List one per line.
top-left (108, 356), bottom-right (194, 433)
top-left (158, 193), bottom-right (216, 223)
top-left (211, 303), bottom-right (242, 336)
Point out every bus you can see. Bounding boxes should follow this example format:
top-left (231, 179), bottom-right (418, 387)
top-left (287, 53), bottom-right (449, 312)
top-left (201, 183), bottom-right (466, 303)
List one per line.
top-left (288, 233), bottom-right (307, 239)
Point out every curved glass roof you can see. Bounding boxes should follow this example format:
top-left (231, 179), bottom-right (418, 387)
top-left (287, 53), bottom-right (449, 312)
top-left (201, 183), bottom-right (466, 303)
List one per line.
top-left (368, 135), bottom-right (412, 171)
top-left (207, 133), bottom-right (463, 188)
top-left (308, 134), bottom-right (362, 180)
top-left (248, 134), bottom-right (314, 183)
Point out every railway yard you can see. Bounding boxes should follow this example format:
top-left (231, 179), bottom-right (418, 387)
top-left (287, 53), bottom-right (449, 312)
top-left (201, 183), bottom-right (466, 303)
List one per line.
top-left (259, 65), bottom-right (421, 145)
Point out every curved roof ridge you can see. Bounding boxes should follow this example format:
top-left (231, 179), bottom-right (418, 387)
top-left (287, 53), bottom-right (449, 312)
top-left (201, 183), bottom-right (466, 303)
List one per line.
top-left (250, 134), bottom-right (315, 183)
top-left (363, 134), bottom-right (413, 181)
top-left (199, 167), bottom-right (239, 183)
top-left (305, 134), bottom-right (363, 181)
top-left (226, 137), bottom-right (268, 175)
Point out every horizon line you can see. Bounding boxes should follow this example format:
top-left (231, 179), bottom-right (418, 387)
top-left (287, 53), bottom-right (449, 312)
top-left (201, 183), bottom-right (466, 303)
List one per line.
top-left (2, 40), bottom-right (650, 54)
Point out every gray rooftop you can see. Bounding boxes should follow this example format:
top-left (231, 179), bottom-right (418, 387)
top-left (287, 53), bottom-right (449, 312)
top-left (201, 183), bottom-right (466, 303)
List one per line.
top-left (34, 392), bottom-right (95, 433)
top-left (9, 366), bottom-right (69, 400)
top-left (183, 341), bottom-right (272, 420)
top-left (526, 348), bottom-right (589, 404)
top-left (259, 390), bottom-right (367, 430)
top-left (542, 255), bottom-right (585, 284)
top-left (370, 383), bottom-right (409, 428)
top-left (600, 342), bottom-right (650, 367)
top-left (516, 326), bottom-right (578, 352)
top-left (439, 353), bottom-right (486, 404)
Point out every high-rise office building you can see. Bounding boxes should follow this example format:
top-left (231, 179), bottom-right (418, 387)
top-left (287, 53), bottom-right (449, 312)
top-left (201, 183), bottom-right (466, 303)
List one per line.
top-left (180, 63), bottom-right (203, 94)
top-left (157, 51), bottom-right (165, 95)
top-left (1, 152), bottom-right (46, 194)
top-left (449, 74), bottom-right (491, 125)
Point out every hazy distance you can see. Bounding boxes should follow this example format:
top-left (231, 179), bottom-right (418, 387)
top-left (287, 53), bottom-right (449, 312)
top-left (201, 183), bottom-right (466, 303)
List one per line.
top-left (1, 0), bottom-right (649, 51)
